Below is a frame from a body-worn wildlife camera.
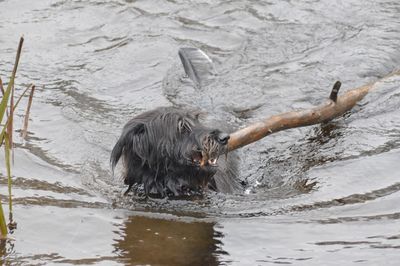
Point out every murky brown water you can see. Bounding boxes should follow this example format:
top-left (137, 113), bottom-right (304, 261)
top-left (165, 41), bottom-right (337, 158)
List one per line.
top-left (1, 0), bottom-right (400, 265)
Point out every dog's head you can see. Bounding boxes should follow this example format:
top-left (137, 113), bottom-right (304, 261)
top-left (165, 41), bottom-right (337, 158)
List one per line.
top-left (153, 110), bottom-right (229, 174)
top-left (112, 107), bottom-right (231, 196)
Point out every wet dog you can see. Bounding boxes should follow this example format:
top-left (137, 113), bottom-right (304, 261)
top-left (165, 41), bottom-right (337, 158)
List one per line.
top-left (111, 107), bottom-right (240, 197)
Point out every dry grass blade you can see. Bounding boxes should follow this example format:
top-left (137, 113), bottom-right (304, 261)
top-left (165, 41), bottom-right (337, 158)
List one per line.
top-left (0, 36), bottom-right (25, 238)
top-left (0, 78), bottom-right (4, 95)
top-left (11, 37), bottom-right (24, 80)
top-left (0, 78), bottom-right (8, 146)
top-left (0, 203), bottom-right (7, 240)
top-left (4, 134), bottom-right (12, 214)
top-left (0, 77), bottom-right (13, 127)
top-left (21, 85), bottom-right (35, 139)
top-left (13, 84), bottom-right (33, 112)
top-left (7, 36), bottom-right (24, 155)
top-left (7, 81), bottom-right (14, 163)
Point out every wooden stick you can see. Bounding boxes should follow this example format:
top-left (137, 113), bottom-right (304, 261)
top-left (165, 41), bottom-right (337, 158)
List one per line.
top-left (228, 71), bottom-right (400, 152)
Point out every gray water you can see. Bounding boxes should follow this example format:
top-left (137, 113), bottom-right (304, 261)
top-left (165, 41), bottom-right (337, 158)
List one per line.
top-left (1, 0), bottom-right (400, 265)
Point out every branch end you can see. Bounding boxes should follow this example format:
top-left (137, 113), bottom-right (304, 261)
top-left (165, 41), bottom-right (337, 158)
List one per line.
top-left (329, 81), bottom-right (341, 102)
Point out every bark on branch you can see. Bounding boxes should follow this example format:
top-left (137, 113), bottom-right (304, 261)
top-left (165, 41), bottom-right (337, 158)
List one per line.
top-left (228, 71), bottom-right (400, 152)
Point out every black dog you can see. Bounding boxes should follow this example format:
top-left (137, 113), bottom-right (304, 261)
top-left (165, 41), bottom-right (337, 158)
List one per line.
top-left (111, 107), bottom-right (240, 197)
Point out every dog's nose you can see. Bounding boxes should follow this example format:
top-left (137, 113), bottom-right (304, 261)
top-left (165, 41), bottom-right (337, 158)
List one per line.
top-left (217, 133), bottom-right (230, 145)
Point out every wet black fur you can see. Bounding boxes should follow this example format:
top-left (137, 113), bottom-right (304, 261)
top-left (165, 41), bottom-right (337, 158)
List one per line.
top-left (111, 107), bottom-right (240, 197)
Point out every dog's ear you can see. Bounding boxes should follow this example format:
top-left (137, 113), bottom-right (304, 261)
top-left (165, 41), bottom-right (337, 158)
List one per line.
top-left (110, 123), bottom-right (146, 172)
top-left (130, 123), bottom-right (145, 135)
top-left (125, 123), bottom-right (146, 147)
top-left (177, 117), bottom-right (193, 134)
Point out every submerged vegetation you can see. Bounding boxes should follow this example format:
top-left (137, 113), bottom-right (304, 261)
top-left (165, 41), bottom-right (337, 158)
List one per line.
top-left (0, 37), bottom-right (35, 239)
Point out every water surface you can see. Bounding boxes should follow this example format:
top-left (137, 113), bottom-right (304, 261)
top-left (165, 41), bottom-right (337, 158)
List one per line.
top-left (0, 0), bottom-right (400, 265)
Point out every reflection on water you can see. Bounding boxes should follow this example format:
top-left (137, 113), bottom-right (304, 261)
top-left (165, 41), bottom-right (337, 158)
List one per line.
top-left (0, 0), bottom-right (400, 264)
top-left (115, 216), bottom-right (223, 266)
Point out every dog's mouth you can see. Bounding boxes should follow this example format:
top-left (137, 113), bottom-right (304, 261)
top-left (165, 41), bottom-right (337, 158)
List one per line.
top-left (191, 150), bottom-right (219, 167)
top-left (188, 132), bottom-right (228, 168)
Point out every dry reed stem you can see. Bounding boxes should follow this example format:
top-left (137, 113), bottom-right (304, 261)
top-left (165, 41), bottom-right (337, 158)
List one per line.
top-left (21, 85), bottom-right (35, 139)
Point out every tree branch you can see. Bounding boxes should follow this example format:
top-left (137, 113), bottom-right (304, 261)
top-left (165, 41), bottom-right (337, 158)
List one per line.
top-left (228, 71), bottom-right (400, 152)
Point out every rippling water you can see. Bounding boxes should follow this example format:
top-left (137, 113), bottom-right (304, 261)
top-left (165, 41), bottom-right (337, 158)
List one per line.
top-left (1, 0), bottom-right (400, 265)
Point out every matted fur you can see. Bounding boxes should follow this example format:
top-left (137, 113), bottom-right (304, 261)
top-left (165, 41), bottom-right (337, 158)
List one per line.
top-left (111, 107), bottom-right (240, 197)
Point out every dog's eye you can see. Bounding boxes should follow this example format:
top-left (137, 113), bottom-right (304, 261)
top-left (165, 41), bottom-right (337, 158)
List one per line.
top-left (217, 133), bottom-right (230, 145)
top-left (178, 118), bottom-right (193, 134)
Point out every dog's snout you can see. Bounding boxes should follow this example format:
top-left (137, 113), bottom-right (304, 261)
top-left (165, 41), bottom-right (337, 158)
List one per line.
top-left (217, 133), bottom-right (230, 145)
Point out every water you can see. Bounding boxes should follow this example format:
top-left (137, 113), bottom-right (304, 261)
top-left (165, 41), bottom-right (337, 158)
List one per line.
top-left (0, 0), bottom-right (400, 265)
